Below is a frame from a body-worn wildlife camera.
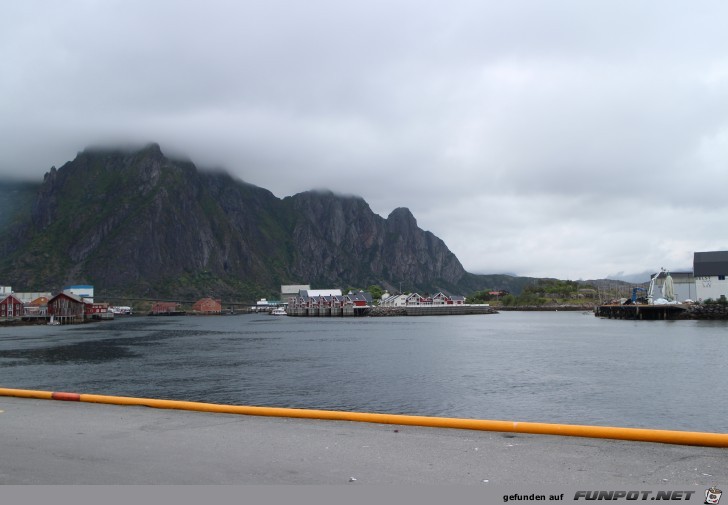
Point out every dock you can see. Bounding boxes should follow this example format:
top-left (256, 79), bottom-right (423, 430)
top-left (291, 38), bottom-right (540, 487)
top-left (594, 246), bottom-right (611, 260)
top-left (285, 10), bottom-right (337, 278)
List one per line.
top-left (594, 304), bottom-right (688, 320)
top-left (286, 305), bottom-right (499, 317)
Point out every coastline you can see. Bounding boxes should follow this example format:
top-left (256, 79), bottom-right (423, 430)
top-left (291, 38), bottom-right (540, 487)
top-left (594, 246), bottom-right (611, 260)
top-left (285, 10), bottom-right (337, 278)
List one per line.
top-left (493, 304), bottom-right (594, 312)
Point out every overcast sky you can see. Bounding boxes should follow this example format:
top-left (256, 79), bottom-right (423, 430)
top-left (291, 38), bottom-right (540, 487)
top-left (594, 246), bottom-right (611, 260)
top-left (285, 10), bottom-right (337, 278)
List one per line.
top-left (2, 0), bottom-right (727, 281)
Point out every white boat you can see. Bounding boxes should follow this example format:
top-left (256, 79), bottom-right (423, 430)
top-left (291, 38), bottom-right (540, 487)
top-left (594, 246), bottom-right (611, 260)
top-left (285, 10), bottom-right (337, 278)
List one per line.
top-left (47, 315), bottom-right (60, 326)
top-left (110, 306), bottom-right (133, 315)
top-left (269, 307), bottom-right (287, 316)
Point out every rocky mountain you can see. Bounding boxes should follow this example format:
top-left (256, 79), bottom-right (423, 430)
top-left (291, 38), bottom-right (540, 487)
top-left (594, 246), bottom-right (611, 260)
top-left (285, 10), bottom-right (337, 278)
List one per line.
top-left (0, 144), bottom-right (533, 300)
top-left (0, 180), bottom-right (39, 230)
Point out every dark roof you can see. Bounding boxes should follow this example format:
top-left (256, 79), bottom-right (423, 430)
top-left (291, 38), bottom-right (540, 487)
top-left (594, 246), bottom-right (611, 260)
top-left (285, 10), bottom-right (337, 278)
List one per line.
top-left (348, 291), bottom-right (373, 303)
top-left (694, 251), bottom-right (728, 276)
top-left (49, 292), bottom-right (85, 304)
top-left (0, 294), bottom-right (23, 304)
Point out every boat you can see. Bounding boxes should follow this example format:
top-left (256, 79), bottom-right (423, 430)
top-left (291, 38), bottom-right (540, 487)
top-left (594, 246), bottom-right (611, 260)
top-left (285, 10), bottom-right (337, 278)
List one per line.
top-left (269, 307), bottom-right (287, 316)
top-left (110, 306), bottom-right (133, 315)
top-left (47, 315), bottom-right (60, 326)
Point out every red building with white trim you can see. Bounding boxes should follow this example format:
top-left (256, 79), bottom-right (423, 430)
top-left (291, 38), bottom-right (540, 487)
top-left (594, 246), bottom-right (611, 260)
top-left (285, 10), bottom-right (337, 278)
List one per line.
top-left (0, 294), bottom-right (24, 318)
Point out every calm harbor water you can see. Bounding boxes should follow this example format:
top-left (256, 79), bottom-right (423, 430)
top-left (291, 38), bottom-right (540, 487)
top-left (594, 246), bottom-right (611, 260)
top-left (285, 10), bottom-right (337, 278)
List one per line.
top-left (1, 311), bottom-right (727, 433)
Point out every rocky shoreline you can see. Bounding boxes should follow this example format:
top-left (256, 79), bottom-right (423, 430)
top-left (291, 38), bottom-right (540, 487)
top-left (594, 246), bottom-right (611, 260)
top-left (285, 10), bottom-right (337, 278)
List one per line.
top-left (682, 303), bottom-right (728, 320)
top-left (495, 304), bottom-right (594, 312)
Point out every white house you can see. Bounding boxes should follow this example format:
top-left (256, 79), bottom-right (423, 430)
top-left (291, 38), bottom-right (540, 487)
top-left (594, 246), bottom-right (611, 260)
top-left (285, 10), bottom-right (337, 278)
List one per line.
top-left (380, 293), bottom-right (408, 307)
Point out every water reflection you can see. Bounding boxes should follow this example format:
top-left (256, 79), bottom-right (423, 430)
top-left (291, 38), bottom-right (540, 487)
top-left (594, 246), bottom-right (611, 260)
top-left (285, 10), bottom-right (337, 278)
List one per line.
top-left (0, 339), bottom-right (139, 365)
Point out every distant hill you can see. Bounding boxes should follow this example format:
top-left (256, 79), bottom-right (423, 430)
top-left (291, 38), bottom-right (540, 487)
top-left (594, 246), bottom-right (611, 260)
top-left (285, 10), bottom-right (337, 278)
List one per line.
top-left (0, 144), bottom-right (538, 300)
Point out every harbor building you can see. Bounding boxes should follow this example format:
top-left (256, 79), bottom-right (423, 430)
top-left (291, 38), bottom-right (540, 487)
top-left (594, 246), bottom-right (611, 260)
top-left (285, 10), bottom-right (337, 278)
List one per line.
top-left (64, 285), bottom-right (94, 303)
top-left (694, 251), bottom-right (728, 302)
top-left (648, 271), bottom-right (696, 303)
top-left (287, 289), bottom-right (370, 316)
top-left (281, 285), bottom-right (310, 301)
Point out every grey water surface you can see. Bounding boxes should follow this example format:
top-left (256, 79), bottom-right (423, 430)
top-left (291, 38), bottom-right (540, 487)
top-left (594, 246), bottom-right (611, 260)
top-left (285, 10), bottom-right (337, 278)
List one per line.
top-left (1, 311), bottom-right (726, 432)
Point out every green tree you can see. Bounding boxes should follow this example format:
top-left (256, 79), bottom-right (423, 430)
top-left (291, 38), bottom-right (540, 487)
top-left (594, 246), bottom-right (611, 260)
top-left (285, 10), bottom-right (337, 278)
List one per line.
top-left (367, 285), bottom-right (384, 301)
top-left (501, 294), bottom-right (517, 306)
top-left (467, 289), bottom-right (492, 304)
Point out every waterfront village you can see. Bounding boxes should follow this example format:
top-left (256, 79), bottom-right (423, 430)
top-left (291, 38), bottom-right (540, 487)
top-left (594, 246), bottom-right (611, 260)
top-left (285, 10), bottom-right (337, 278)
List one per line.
top-left (2, 250), bottom-right (728, 325)
top-left (0, 284), bottom-right (232, 325)
top-left (0, 283), bottom-right (482, 325)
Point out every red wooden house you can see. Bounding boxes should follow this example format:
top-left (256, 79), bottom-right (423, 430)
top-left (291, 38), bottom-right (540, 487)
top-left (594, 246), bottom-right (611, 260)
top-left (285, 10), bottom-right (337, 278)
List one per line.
top-left (0, 294), bottom-right (24, 318)
top-left (48, 292), bottom-right (86, 321)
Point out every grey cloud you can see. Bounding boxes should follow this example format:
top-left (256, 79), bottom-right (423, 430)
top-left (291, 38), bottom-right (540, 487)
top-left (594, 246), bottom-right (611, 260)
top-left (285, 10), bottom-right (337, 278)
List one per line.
top-left (2, 0), bottom-right (727, 279)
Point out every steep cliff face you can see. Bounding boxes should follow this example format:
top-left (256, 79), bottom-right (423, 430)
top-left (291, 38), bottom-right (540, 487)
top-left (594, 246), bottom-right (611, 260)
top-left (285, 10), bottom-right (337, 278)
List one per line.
top-left (281, 191), bottom-right (468, 292)
top-left (383, 207), bottom-right (466, 288)
top-left (5, 144), bottom-right (289, 297)
top-left (285, 191), bottom-right (384, 286)
top-left (1, 144), bottom-right (490, 298)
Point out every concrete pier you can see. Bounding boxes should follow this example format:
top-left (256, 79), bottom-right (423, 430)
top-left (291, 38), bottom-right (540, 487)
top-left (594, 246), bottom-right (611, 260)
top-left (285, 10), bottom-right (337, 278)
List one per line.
top-left (1, 395), bottom-right (726, 485)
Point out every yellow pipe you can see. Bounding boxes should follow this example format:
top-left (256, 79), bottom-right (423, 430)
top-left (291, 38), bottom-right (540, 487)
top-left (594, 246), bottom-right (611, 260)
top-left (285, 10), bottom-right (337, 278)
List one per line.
top-left (0, 388), bottom-right (54, 400)
top-left (2, 387), bottom-right (727, 447)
